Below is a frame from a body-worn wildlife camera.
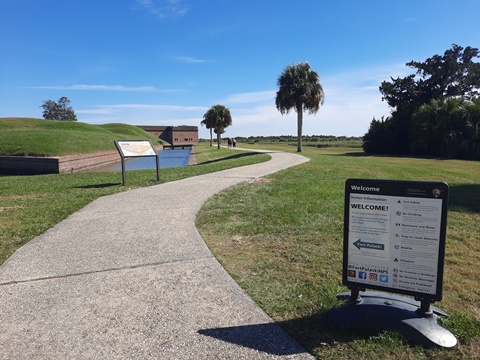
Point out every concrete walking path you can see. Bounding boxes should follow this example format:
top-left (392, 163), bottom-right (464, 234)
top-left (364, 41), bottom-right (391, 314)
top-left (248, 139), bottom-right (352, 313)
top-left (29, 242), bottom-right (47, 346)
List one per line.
top-left (0, 150), bottom-right (314, 359)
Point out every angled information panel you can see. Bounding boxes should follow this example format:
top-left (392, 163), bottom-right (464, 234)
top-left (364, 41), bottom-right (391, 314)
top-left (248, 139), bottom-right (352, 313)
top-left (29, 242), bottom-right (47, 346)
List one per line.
top-left (343, 179), bottom-right (449, 301)
top-left (115, 140), bottom-right (156, 157)
top-left (114, 140), bottom-right (159, 185)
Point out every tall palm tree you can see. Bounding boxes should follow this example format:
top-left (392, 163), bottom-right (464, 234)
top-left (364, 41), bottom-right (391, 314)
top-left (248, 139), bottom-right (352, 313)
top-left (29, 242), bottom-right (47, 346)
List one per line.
top-left (200, 112), bottom-right (216, 147)
top-left (202, 105), bottom-right (233, 149)
top-left (275, 62), bottom-right (325, 152)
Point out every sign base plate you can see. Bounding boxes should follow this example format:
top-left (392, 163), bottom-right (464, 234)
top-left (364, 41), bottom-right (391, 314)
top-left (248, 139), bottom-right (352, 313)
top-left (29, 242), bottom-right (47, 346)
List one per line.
top-left (328, 291), bottom-right (457, 348)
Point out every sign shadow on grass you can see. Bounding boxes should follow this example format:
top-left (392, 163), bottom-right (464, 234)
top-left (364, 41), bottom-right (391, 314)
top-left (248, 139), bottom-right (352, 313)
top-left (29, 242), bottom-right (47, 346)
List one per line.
top-left (197, 310), bottom-right (450, 354)
top-left (200, 152), bottom-right (265, 166)
top-left (74, 183), bottom-right (121, 189)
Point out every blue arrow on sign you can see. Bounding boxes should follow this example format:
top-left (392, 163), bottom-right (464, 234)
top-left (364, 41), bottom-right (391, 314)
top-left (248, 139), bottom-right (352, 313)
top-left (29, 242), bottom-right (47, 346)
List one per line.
top-left (353, 239), bottom-right (385, 251)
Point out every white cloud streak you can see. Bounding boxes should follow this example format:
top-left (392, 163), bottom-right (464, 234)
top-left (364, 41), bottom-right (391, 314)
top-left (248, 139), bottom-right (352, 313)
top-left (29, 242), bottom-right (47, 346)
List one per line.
top-left (78, 103), bottom-right (208, 115)
top-left (27, 85), bottom-right (188, 93)
top-left (221, 91), bottom-right (275, 104)
top-left (78, 63), bottom-right (409, 137)
top-left (136, 0), bottom-right (189, 18)
top-left (173, 56), bottom-right (213, 63)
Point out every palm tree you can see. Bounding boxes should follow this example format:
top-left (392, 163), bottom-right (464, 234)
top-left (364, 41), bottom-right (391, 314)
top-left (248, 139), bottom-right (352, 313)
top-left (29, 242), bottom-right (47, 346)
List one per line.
top-left (200, 112), bottom-right (216, 147)
top-left (275, 62), bottom-right (325, 152)
top-left (412, 98), bottom-right (468, 157)
top-left (202, 105), bottom-right (233, 149)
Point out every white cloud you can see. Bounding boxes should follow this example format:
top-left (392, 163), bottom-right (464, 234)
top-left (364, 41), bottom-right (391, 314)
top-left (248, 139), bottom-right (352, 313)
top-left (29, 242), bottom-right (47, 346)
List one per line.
top-left (173, 56), bottom-right (213, 63)
top-left (78, 63), bottom-right (408, 137)
top-left (78, 103), bottom-right (208, 115)
top-left (26, 84), bottom-right (178, 92)
top-left (106, 104), bottom-right (208, 111)
top-left (76, 108), bottom-right (121, 115)
top-left (220, 64), bottom-right (403, 137)
top-left (221, 91), bottom-right (275, 104)
top-left (136, 0), bottom-right (189, 18)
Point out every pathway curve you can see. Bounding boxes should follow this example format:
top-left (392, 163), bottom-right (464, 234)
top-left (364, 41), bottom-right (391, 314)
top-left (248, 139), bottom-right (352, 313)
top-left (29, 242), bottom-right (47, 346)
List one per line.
top-left (0, 150), bottom-right (314, 359)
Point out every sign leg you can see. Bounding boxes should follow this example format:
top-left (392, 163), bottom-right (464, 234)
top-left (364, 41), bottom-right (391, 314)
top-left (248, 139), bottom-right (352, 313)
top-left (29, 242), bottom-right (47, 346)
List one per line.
top-left (121, 158), bottom-right (126, 186)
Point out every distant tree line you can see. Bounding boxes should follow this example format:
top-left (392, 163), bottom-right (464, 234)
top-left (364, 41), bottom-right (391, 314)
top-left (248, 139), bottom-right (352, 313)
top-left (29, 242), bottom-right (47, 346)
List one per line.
top-left (231, 135), bottom-right (361, 143)
top-left (363, 44), bottom-right (480, 159)
top-left (198, 135), bottom-right (362, 148)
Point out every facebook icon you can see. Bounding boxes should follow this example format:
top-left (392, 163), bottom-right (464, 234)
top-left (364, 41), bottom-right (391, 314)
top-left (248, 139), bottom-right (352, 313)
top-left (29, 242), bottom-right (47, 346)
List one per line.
top-left (358, 271), bottom-right (367, 280)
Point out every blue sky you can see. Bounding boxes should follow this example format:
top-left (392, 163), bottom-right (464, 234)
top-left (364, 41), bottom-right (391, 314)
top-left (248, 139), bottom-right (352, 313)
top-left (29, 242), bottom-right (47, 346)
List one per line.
top-left (1, 0), bottom-right (479, 138)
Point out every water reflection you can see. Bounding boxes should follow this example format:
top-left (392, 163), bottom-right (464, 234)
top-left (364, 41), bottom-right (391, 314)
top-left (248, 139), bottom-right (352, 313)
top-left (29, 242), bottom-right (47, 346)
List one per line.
top-left (90, 148), bottom-right (191, 172)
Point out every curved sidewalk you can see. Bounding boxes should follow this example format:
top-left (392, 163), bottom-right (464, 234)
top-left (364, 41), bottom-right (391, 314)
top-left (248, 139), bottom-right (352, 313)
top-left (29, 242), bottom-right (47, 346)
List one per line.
top-left (0, 150), bottom-right (313, 359)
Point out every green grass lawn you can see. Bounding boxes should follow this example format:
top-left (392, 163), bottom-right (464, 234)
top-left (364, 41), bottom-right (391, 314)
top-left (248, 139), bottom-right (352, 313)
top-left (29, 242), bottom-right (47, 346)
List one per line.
top-left (196, 143), bottom-right (480, 359)
top-left (0, 143), bottom-right (270, 264)
top-left (0, 117), bottom-right (161, 156)
top-left (2, 128), bottom-right (479, 358)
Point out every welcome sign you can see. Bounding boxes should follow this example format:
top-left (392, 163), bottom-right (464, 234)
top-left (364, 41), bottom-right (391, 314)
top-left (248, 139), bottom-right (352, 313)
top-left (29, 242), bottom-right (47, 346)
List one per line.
top-left (343, 179), bottom-right (449, 301)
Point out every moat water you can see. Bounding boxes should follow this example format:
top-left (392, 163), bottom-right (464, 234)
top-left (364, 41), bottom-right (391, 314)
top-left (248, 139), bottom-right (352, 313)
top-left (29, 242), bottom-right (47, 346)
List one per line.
top-left (90, 148), bottom-right (191, 172)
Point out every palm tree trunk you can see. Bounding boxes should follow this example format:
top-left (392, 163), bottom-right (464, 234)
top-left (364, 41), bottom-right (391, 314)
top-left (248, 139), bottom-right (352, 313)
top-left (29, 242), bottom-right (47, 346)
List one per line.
top-left (209, 128), bottom-right (213, 147)
top-left (217, 132), bottom-right (221, 149)
top-left (297, 103), bottom-right (303, 152)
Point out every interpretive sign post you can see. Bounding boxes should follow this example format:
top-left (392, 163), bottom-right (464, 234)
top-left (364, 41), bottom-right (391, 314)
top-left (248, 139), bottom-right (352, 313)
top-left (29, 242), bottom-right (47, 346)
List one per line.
top-left (328, 178), bottom-right (457, 348)
top-left (114, 140), bottom-right (160, 186)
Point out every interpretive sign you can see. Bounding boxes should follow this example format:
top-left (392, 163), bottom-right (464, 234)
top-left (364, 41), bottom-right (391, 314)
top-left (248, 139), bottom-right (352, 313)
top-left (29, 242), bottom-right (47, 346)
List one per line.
top-left (115, 140), bottom-right (156, 157)
top-left (343, 179), bottom-right (449, 301)
top-left (114, 140), bottom-right (160, 185)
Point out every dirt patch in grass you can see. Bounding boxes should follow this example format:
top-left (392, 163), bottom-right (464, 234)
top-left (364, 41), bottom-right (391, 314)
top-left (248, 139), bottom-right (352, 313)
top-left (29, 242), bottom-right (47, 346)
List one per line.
top-left (248, 178), bottom-right (273, 184)
top-left (0, 206), bottom-right (23, 212)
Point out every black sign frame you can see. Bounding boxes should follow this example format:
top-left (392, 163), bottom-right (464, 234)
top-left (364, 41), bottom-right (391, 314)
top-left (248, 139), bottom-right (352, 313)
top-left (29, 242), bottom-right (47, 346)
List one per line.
top-left (343, 178), bottom-right (449, 302)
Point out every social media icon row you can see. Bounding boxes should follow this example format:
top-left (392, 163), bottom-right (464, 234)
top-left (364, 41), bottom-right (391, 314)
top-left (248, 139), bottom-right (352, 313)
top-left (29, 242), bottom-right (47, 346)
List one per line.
top-left (353, 271), bottom-right (388, 283)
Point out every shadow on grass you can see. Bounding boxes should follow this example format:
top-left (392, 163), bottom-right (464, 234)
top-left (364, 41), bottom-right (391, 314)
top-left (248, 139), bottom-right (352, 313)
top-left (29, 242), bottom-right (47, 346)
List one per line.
top-left (277, 311), bottom-right (390, 351)
top-left (197, 311), bottom-right (390, 356)
top-left (75, 182), bottom-right (120, 189)
top-left (335, 151), bottom-right (424, 158)
top-left (449, 183), bottom-right (480, 213)
top-left (200, 152), bottom-right (264, 165)
top-left (337, 151), bottom-right (480, 162)
top-left (336, 151), bottom-right (374, 157)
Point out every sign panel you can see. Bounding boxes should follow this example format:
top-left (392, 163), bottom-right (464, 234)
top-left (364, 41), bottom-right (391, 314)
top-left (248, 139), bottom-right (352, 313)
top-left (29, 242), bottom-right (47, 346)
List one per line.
top-left (114, 140), bottom-right (160, 185)
top-left (343, 179), bottom-right (448, 301)
top-left (115, 140), bottom-right (156, 157)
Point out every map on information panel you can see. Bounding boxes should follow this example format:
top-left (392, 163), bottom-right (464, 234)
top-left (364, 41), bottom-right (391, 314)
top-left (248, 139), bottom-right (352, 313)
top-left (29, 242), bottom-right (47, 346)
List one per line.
top-left (115, 140), bottom-right (156, 157)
